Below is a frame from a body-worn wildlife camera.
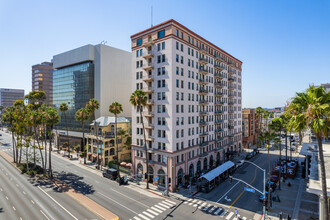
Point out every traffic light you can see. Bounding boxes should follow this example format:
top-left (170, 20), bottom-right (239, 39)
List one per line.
top-left (229, 176), bottom-right (232, 184)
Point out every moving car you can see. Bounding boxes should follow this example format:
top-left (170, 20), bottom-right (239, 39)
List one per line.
top-left (236, 160), bottom-right (244, 167)
top-left (102, 168), bottom-right (118, 180)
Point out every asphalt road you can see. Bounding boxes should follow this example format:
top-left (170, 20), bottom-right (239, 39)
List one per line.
top-left (0, 149), bottom-right (99, 219)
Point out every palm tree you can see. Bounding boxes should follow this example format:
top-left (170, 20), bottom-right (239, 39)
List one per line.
top-left (109, 102), bottom-right (123, 179)
top-left (86, 98), bottom-right (100, 166)
top-left (259, 129), bottom-right (277, 211)
top-left (269, 117), bottom-right (285, 161)
top-left (129, 90), bottom-right (149, 189)
top-left (59, 103), bottom-right (69, 154)
top-left (45, 107), bottom-right (60, 178)
top-left (30, 110), bottom-right (43, 169)
top-left (75, 108), bottom-right (89, 164)
top-left (287, 85), bottom-right (330, 220)
top-left (2, 106), bottom-right (16, 162)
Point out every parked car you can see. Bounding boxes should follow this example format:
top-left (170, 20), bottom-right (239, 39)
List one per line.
top-left (259, 191), bottom-right (269, 202)
top-left (102, 168), bottom-right (118, 180)
top-left (271, 175), bottom-right (279, 183)
top-left (245, 153), bottom-right (253, 160)
top-left (266, 181), bottom-right (276, 191)
top-left (236, 160), bottom-right (244, 167)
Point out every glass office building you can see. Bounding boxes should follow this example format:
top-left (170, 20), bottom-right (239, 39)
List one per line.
top-left (53, 62), bottom-right (94, 130)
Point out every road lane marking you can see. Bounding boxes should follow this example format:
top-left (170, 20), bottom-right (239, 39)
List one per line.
top-left (133, 217), bottom-right (142, 220)
top-left (214, 207), bottom-right (222, 215)
top-left (109, 188), bottom-right (149, 208)
top-left (198, 202), bottom-right (207, 209)
top-left (146, 209), bottom-right (158, 216)
top-left (138, 214), bottom-right (150, 220)
top-left (0, 188), bottom-right (2, 191)
top-left (142, 211), bottom-right (154, 218)
top-left (216, 181), bottom-right (240, 203)
top-left (31, 200), bottom-right (35, 204)
top-left (226, 212), bottom-right (234, 219)
top-left (5, 196), bottom-right (8, 200)
top-left (40, 210), bottom-right (50, 220)
top-left (98, 192), bottom-right (139, 215)
top-left (230, 167), bottom-right (257, 208)
top-left (184, 198), bottom-right (193, 204)
top-left (193, 200), bottom-right (202, 207)
top-left (13, 206), bottom-right (16, 211)
top-left (38, 186), bottom-right (78, 220)
top-left (20, 217), bottom-right (22, 220)
top-left (165, 199), bottom-right (176, 205)
top-left (161, 201), bottom-right (174, 206)
top-left (16, 184), bottom-right (19, 187)
top-left (151, 206), bottom-right (163, 213)
top-left (23, 191), bottom-right (26, 194)
top-left (158, 203), bottom-right (170, 209)
top-left (208, 206), bottom-right (216, 213)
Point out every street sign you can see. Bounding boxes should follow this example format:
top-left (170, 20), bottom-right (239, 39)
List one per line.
top-left (153, 176), bottom-right (159, 181)
top-left (244, 187), bottom-right (255, 193)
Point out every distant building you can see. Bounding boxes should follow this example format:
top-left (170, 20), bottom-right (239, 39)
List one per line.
top-left (86, 116), bottom-right (131, 166)
top-left (242, 108), bottom-right (257, 148)
top-left (52, 44), bottom-right (131, 131)
top-left (0, 88), bottom-right (24, 108)
top-left (32, 62), bottom-right (53, 105)
top-left (321, 83), bottom-right (330, 92)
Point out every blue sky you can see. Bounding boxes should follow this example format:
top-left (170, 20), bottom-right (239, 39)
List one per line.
top-left (0, 0), bottom-right (329, 108)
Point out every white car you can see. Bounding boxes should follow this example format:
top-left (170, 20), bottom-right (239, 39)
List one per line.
top-left (236, 160), bottom-right (244, 167)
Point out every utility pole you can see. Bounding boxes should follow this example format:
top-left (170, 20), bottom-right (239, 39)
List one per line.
top-left (164, 156), bottom-right (169, 196)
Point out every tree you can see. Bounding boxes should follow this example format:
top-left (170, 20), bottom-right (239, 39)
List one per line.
top-left (256, 107), bottom-right (264, 147)
top-left (59, 103), bottom-right (69, 155)
top-left (269, 117), bottom-right (285, 161)
top-left (75, 108), bottom-right (89, 164)
top-left (287, 85), bottom-right (330, 220)
top-left (259, 129), bottom-right (277, 211)
top-left (45, 107), bottom-right (60, 178)
top-left (129, 90), bottom-right (149, 189)
top-left (2, 106), bottom-right (16, 162)
top-left (29, 110), bottom-right (43, 169)
top-left (109, 102), bottom-right (123, 180)
top-left (24, 91), bottom-right (46, 109)
top-left (0, 105), bottom-right (4, 130)
top-left (86, 98), bottom-right (100, 166)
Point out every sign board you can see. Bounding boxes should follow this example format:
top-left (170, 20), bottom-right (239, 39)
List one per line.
top-left (153, 176), bottom-right (159, 181)
top-left (244, 187), bottom-right (255, 193)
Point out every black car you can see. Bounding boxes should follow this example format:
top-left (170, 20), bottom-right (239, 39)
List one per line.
top-left (102, 168), bottom-right (118, 180)
top-left (245, 153), bottom-right (253, 160)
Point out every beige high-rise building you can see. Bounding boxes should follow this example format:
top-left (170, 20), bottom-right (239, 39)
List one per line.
top-left (131, 19), bottom-right (243, 192)
top-left (0, 88), bottom-right (24, 108)
top-left (32, 62), bottom-right (53, 105)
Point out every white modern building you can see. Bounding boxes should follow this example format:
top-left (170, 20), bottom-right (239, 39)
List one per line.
top-left (53, 44), bottom-right (131, 131)
top-left (131, 19), bottom-right (243, 192)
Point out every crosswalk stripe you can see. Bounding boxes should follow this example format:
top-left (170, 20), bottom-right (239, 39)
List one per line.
top-left (151, 206), bottom-right (163, 213)
top-left (242, 217), bottom-right (247, 220)
top-left (193, 201), bottom-right (202, 207)
top-left (138, 214), bottom-right (150, 220)
top-left (165, 200), bottom-right (176, 205)
top-left (226, 212), bottom-right (234, 219)
top-left (158, 203), bottom-right (170, 209)
top-left (142, 211), bottom-right (154, 219)
top-left (198, 202), bottom-right (207, 209)
top-left (161, 201), bottom-right (174, 206)
top-left (188, 199), bottom-right (198, 205)
top-left (208, 206), bottom-right (216, 213)
top-left (214, 207), bottom-right (222, 215)
top-left (133, 217), bottom-right (142, 220)
top-left (154, 204), bottom-right (166, 211)
top-left (146, 209), bottom-right (158, 216)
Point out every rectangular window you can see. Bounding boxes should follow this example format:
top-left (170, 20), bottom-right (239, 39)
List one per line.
top-left (181, 56), bottom-right (184, 64)
top-left (157, 68), bottom-right (161, 76)
top-left (176, 79), bottom-right (179, 88)
top-left (162, 67), bottom-right (165, 75)
top-left (176, 67), bottom-right (179, 75)
top-left (162, 79), bottom-right (165, 87)
top-left (181, 68), bottom-right (184, 76)
top-left (176, 42), bottom-right (179, 50)
top-left (162, 42), bottom-right (165, 50)
top-left (176, 92), bottom-right (179, 100)
top-left (176, 29), bottom-right (179, 37)
top-left (157, 55), bottom-right (161, 64)
top-left (188, 47), bottom-right (190, 55)
top-left (176, 54), bottom-right (179, 62)
top-left (162, 92), bottom-right (166, 100)
top-left (181, 44), bottom-right (183, 52)
top-left (137, 38), bottom-right (142, 46)
top-left (136, 50), bottom-right (139, 57)
top-left (158, 29), bottom-right (165, 38)
top-left (162, 54), bottom-right (165, 62)
top-left (157, 43), bottom-right (161, 51)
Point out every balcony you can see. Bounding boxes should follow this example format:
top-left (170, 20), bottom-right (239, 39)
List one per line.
top-left (214, 73), bottom-right (225, 79)
top-left (145, 123), bottom-right (154, 129)
top-left (228, 85), bottom-right (236, 90)
top-left (199, 78), bottom-right (208, 85)
top-left (199, 120), bottom-right (208, 126)
top-left (216, 137), bottom-right (224, 142)
top-left (199, 57), bottom-right (208, 65)
top-left (228, 133), bottom-right (234, 137)
top-left (228, 70), bottom-right (235, 75)
top-left (215, 146), bottom-right (223, 151)
top-left (142, 51), bottom-right (153, 59)
top-left (215, 101), bottom-right (224, 105)
top-left (199, 131), bottom-right (209, 137)
top-left (199, 67), bottom-right (208, 75)
top-left (198, 47), bottom-right (208, 54)
top-left (143, 75), bottom-right (154, 82)
top-left (199, 141), bottom-right (209, 147)
top-left (215, 128), bottom-right (224, 132)
top-left (144, 111), bottom-right (154, 117)
top-left (199, 111), bottom-right (208, 116)
top-left (146, 99), bottom-right (154, 105)
top-left (228, 125), bottom-right (234, 129)
top-left (228, 77), bottom-right (235, 82)
top-left (146, 135), bottom-right (154, 141)
top-left (142, 86), bottom-right (154, 94)
top-left (228, 61), bottom-right (234, 68)
top-left (215, 119), bottom-right (224, 124)
top-left (214, 91), bottom-right (224, 96)
top-left (199, 100), bottom-right (208, 105)
top-left (214, 64), bottom-right (225, 72)
top-left (215, 110), bottom-right (224, 114)
top-left (143, 62), bottom-right (154, 71)
top-left (199, 152), bottom-right (209, 158)
top-left (215, 82), bottom-right (225, 88)
top-left (229, 141), bottom-right (234, 145)
top-left (228, 94), bottom-right (235, 97)
top-left (143, 40), bottom-right (154, 48)
top-left (228, 101), bottom-right (235, 105)
top-left (199, 88), bottom-right (208, 95)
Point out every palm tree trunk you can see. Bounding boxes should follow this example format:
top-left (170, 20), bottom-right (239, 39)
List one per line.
top-left (34, 126), bottom-right (44, 172)
top-left (44, 125), bottom-right (47, 176)
top-left (12, 132), bottom-right (16, 163)
top-left (48, 130), bottom-right (53, 178)
top-left (140, 108), bottom-right (149, 189)
top-left (115, 114), bottom-right (120, 179)
top-left (317, 136), bottom-right (329, 220)
top-left (82, 121), bottom-right (86, 164)
top-left (33, 138), bottom-right (36, 169)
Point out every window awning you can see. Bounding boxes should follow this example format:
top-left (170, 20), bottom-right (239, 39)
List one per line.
top-left (199, 161), bottom-right (235, 182)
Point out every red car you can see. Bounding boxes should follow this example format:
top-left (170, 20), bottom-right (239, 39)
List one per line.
top-left (271, 175), bottom-right (279, 183)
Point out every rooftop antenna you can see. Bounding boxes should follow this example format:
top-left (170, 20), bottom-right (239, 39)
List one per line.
top-left (151, 6), bottom-right (153, 27)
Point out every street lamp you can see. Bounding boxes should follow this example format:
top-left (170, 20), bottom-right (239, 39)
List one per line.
top-left (243, 160), bottom-right (266, 220)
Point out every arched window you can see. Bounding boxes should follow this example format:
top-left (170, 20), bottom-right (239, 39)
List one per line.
top-left (216, 152), bottom-right (220, 164)
top-left (189, 164), bottom-right (194, 178)
top-left (197, 161), bottom-right (201, 173)
top-left (137, 163), bottom-right (143, 178)
top-left (210, 155), bottom-right (214, 168)
top-left (203, 158), bottom-right (208, 171)
top-left (110, 148), bottom-right (115, 156)
top-left (110, 140), bottom-right (115, 146)
top-left (111, 125), bottom-right (115, 133)
top-left (177, 168), bottom-right (183, 186)
top-left (158, 169), bottom-right (165, 187)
